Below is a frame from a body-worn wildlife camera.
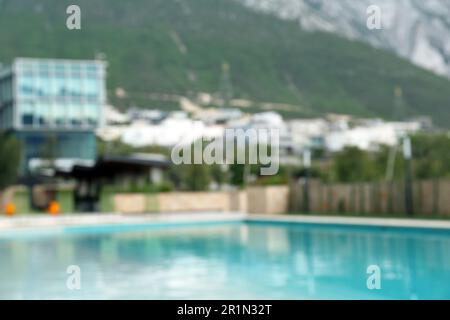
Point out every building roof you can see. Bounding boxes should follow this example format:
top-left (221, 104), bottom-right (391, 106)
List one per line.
top-left (14, 57), bottom-right (107, 66)
top-left (56, 154), bottom-right (170, 179)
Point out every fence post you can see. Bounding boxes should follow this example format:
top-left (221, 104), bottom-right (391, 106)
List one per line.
top-left (403, 137), bottom-right (414, 216)
top-left (302, 150), bottom-right (311, 213)
top-left (432, 178), bottom-right (440, 216)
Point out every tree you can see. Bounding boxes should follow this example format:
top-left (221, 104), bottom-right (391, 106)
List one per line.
top-left (332, 147), bottom-right (377, 182)
top-left (373, 144), bottom-right (405, 181)
top-left (412, 133), bottom-right (450, 179)
top-left (229, 163), bottom-right (245, 186)
top-left (0, 132), bottom-right (21, 191)
top-left (40, 133), bottom-right (58, 170)
top-left (210, 164), bottom-right (227, 188)
top-left (183, 164), bottom-right (211, 191)
top-left (168, 140), bottom-right (213, 191)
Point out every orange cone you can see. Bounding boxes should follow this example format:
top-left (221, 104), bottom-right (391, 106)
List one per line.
top-left (5, 202), bottom-right (16, 217)
top-left (48, 200), bottom-right (60, 216)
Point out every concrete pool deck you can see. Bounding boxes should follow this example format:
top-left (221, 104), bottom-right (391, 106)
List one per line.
top-left (1, 212), bottom-right (450, 232)
top-left (248, 214), bottom-right (450, 230)
top-left (0, 212), bottom-right (245, 232)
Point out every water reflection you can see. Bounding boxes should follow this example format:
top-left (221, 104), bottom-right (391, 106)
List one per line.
top-left (0, 223), bottom-right (449, 299)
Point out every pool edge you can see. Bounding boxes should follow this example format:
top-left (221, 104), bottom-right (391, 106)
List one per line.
top-left (1, 213), bottom-right (450, 238)
top-left (246, 214), bottom-right (450, 231)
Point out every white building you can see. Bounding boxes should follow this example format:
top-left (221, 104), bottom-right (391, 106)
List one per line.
top-left (325, 120), bottom-right (422, 152)
top-left (287, 118), bottom-right (329, 152)
top-left (98, 110), bottom-right (225, 148)
top-left (194, 108), bottom-right (243, 125)
top-left (121, 118), bottom-right (223, 148)
top-left (98, 105), bottom-right (427, 158)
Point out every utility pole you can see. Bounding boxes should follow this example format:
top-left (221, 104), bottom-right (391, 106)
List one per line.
top-left (219, 62), bottom-right (233, 108)
top-left (386, 86), bottom-right (405, 181)
top-left (303, 149), bottom-right (311, 213)
top-left (393, 86), bottom-right (405, 121)
top-left (403, 136), bottom-right (414, 216)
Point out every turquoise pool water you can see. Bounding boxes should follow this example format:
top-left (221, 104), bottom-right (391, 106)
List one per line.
top-left (0, 220), bottom-right (449, 299)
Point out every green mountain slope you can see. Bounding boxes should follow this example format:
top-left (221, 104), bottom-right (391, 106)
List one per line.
top-left (1, 0), bottom-right (449, 126)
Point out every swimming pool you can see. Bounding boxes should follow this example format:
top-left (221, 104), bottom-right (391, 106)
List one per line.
top-left (0, 218), bottom-right (449, 299)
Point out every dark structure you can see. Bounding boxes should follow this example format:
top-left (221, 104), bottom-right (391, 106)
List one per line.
top-left (56, 154), bottom-right (170, 212)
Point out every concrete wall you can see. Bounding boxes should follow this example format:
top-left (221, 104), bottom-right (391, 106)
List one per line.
top-left (112, 186), bottom-right (289, 214)
top-left (157, 192), bottom-right (232, 212)
top-left (229, 191), bottom-right (248, 213)
top-left (114, 194), bottom-right (147, 214)
top-left (2, 185), bottom-right (289, 215)
top-left (113, 191), bottom-right (234, 214)
top-left (246, 186), bottom-right (289, 214)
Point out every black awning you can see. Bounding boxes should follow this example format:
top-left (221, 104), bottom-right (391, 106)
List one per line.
top-left (56, 154), bottom-right (170, 179)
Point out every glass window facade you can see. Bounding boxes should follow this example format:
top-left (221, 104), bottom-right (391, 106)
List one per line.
top-left (16, 131), bottom-right (97, 168)
top-left (0, 58), bottom-right (106, 171)
top-left (13, 58), bottom-right (105, 130)
top-left (0, 74), bottom-right (14, 130)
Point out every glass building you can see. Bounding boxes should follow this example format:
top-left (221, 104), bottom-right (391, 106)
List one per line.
top-left (0, 58), bottom-right (106, 172)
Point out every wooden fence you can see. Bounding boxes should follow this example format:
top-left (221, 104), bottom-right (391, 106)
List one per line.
top-left (290, 179), bottom-right (450, 217)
